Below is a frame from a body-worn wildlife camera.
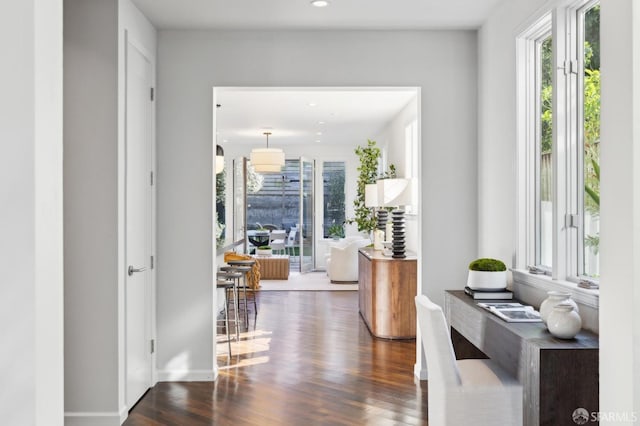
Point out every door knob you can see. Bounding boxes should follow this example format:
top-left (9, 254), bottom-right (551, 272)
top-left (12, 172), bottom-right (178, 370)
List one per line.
top-left (128, 265), bottom-right (147, 276)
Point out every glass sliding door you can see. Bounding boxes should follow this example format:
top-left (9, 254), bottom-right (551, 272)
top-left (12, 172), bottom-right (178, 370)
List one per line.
top-left (299, 158), bottom-right (315, 273)
top-left (233, 157), bottom-right (247, 252)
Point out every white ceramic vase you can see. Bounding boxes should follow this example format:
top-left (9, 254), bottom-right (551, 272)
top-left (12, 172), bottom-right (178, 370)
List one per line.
top-left (547, 302), bottom-right (582, 339)
top-left (373, 229), bottom-right (385, 250)
top-left (539, 291), bottom-right (578, 324)
top-left (466, 270), bottom-right (507, 291)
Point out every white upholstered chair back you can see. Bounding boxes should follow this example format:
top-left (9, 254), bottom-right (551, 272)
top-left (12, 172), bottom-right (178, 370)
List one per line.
top-left (415, 294), bottom-right (523, 426)
top-left (415, 295), bottom-right (461, 388)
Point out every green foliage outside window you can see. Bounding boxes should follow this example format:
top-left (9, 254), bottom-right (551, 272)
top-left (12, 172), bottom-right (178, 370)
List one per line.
top-left (539, 5), bottom-right (600, 256)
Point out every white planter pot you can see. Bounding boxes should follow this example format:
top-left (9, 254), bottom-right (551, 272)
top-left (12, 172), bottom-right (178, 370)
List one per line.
top-left (466, 270), bottom-right (507, 291)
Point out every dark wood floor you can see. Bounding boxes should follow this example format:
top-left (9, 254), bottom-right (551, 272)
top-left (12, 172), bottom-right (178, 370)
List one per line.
top-left (125, 291), bottom-right (427, 425)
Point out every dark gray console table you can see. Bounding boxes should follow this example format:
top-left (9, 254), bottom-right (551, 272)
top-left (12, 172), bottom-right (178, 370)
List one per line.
top-left (444, 290), bottom-right (599, 426)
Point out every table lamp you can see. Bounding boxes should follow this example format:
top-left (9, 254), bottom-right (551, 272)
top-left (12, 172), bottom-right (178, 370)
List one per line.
top-left (377, 178), bottom-right (415, 258)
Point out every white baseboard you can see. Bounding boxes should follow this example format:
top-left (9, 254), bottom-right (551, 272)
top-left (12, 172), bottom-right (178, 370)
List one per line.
top-left (156, 368), bottom-right (217, 382)
top-left (414, 363), bottom-right (428, 381)
top-left (65, 410), bottom-right (124, 426)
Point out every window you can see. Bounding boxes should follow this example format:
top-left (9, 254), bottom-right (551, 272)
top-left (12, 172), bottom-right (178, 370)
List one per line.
top-left (579, 3), bottom-right (600, 278)
top-left (246, 160), bottom-right (300, 232)
top-left (518, 0), bottom-right (600, 284)
top-left (404, 119), bottom-right (418, 214)
top-left (538, 33), bottom-right (553, 269)
top-left (322, 161), bottom-right (346, 238)
top-left (405, 119), bottom-right (418, 180)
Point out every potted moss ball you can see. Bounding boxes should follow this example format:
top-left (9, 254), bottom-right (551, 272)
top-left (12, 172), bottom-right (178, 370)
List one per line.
top-left (256, 246), bottom-right (272, 256)
top-left (466, 258), bottom-right (508, 291)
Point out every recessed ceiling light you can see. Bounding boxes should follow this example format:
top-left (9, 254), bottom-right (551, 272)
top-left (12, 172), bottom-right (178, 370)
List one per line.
top-left (315, 140), bottom-right (321, 143)
top-left (222, 139), bottom-right (228, 143)
top-left (308, 102), bottom-right (317, 107)
top-left (311, 0), bottom-right (330, 7)
top-left (316, 132), bottom-right (323, 136)
top-left (318, 121), bottom-right (325, 125)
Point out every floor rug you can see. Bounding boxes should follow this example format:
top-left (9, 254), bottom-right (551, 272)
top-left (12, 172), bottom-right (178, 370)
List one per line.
top-left (259, 271), bottom-right (357, 291)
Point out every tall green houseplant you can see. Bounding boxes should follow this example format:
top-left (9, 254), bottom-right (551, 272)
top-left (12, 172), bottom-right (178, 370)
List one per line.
top-left (351, 139), bottom-right (380, 233)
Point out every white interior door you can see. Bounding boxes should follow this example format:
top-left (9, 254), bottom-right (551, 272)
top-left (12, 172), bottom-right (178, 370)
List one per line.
top-left (125, 39), bottom-right (153, 409)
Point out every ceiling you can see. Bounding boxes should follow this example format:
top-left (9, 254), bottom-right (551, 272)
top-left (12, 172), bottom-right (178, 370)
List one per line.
top-left (215, 88), bottom-right (418, 147)
top-left (131, 0), bottom-right (503, 30)
top-left (133, 1), bottom-right (497, 150)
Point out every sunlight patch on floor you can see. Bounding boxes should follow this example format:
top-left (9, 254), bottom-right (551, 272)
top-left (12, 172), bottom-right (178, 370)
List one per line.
top-left (216, 329), bottom-right (274, 365)
top-left (217, 356), bottom-right (270, 370)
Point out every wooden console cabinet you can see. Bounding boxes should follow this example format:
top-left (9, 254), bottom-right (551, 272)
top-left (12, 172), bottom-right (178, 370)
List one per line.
top-left (358, 248), bottom-right (417, 339)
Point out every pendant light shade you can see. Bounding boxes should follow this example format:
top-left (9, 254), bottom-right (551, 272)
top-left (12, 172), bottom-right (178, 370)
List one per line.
top-left (250, 132), bottom-right (285, 173)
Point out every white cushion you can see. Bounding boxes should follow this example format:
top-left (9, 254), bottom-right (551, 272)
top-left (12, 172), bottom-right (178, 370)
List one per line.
top-left (326, 237), bottom-right (369, 282)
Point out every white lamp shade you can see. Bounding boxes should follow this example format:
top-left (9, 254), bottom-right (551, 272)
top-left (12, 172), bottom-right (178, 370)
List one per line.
top-left (215, 155), bottom-right (225, 174)
top-left (377, 178), bottom-right (415, 207)
top-left (364, 183), bottom-right (379, 207)
top-left (250, 148), bottom-right (285, 173)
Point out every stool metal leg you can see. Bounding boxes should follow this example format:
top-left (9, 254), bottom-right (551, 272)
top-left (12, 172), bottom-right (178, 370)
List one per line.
top-left (216, 281), bottom-right (234, 357)
top-left (227, 284), bottom-right (240, 341)
top-left (223, 286), bottom-right (231, 356)
top-left (241, 273), bottom-right (249, 327)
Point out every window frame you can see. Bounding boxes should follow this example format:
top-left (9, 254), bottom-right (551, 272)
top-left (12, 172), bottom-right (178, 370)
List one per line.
top-left (404, 119), bottom-right (418, 215)
top-left (516, 0), bottom-right (600, 304)
top-left (516, 12), bottom-right (553, 275)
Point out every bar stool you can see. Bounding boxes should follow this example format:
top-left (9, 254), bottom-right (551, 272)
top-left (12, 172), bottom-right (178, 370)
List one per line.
top-left (217, 271), bottom-right (242, 341)
top-left (216, 279), bottom-right (235, 357)
top-left (227, 259), bottom-right (257, 310)
top-left (221, 265), bottom-right (252, 327)
top-left (225, 260), bottom-right (258, 326)
top-left (219, 266), bottom-right (249, 327)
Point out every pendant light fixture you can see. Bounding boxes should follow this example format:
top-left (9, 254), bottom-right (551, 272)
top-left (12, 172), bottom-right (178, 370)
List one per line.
top-left (250, 131), bottom-right (285, 173)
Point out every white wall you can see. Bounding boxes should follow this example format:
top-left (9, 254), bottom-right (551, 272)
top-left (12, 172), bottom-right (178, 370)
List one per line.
top-left (64, 0), bottom-right (156, 423)
top-left (64, 0), bottom-right (120, 421)
top-left (0, 0), bottom-right (64, 424)
top-left (375, 97), bottom-right (419, 177)
top-left (477, 0), bottom-right (548, 266)
top-left (599, 0), bottom-right (640, 420)
top-left (157, 30), bottom-right (478, 378)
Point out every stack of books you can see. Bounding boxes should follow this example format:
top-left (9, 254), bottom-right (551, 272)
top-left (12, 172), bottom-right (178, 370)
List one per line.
top-left (464, 286), bottom-right (513, 300)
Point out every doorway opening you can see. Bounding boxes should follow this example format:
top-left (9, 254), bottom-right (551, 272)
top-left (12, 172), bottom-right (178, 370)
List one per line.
top-left (213, 86), bottom-right (420, 271)
top-left (212, 85), bottom-right (421, 367)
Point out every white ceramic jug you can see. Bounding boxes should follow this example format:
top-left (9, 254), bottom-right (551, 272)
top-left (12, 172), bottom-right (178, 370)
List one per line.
top-left (539, 291), bottom-right (578, 324)
top-left (547, 302), bottom-right (582, 339)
